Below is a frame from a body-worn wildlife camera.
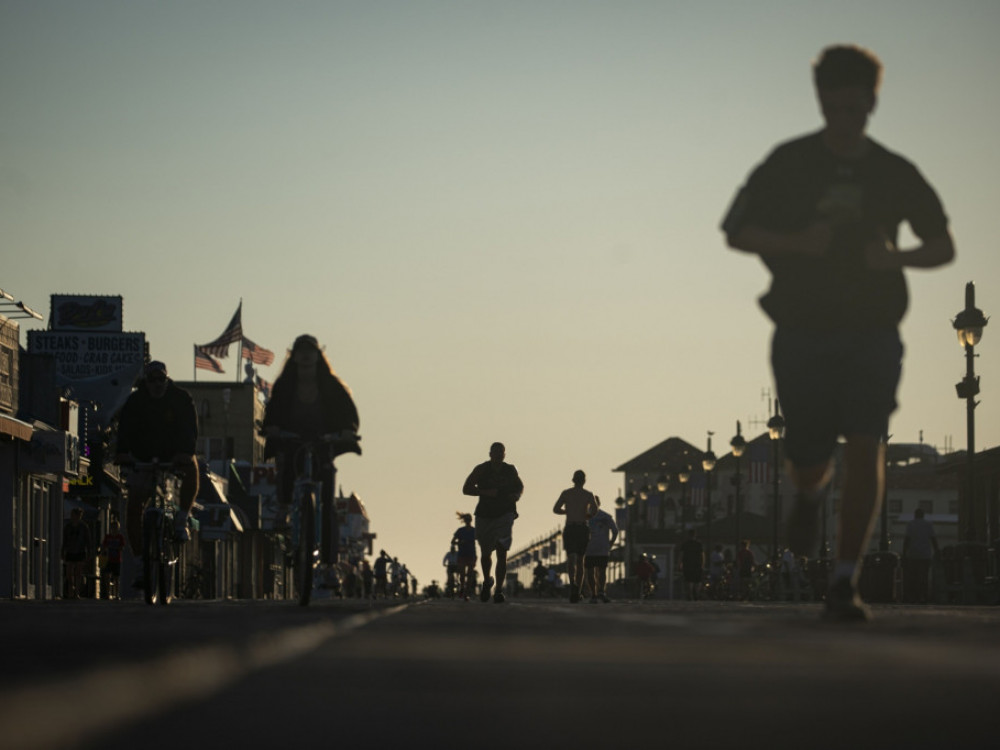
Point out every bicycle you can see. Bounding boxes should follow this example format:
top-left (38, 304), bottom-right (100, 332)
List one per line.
top-left (123, 459), bottom-right (184, 606)
top-left (271, 430), bottom-right (361, 606)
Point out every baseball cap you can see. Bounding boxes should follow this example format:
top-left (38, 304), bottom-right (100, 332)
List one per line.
top-left (145, 361), bottom-right (168, 378)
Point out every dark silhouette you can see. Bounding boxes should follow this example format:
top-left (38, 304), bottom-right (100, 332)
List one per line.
top-left (452, 512), bottom-right (477, 600)
top-left (115, 360), bottom-right (199, 555)
top-left (552, 469), bottom-right (597, 603)
top-left (462, 442), bottom-right (524, 603)
top-left (903, 508), bottom-right (940, 603)
top-left (585, 498), bottom-right (619, 603)
top-left (722, 45), bottom-right (954, 621)
top-left (262, 334), bottom-right (359, 545)
top-left (679, 530), bottom-right (704, 601)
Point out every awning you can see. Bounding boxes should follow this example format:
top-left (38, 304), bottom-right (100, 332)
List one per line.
top-left (0, 414), bottom-right (33, 442)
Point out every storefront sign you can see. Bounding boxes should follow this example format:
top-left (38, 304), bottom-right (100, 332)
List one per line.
top-left (27, 331), bottom-right (145, 379)
top-left (50, 295), bottom-right (123, 332)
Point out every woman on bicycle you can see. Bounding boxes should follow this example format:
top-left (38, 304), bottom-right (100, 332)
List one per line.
top-left (262, 335), bottom-right (360, 534)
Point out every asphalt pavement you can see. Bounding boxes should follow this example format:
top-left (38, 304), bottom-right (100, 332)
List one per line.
top-left (3, 595), bottom-right (999, 750)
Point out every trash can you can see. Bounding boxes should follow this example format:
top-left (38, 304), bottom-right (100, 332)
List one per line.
top-left (859, 552), bottom-right (899, 603)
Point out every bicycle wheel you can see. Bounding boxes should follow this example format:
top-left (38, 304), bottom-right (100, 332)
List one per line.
top-left (142, 514), bottom-right (161, 605)
top-left (158, 525), bottom-right (174, 606)
top-left (297, 491), bottom-right (316, 606)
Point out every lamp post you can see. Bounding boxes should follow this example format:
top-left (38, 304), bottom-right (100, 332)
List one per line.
top-left (615, 494), bottom-right (626, 582)
top-left (953, 281), bottom-right (989, 542)
top-left (767, 399), bottom-right (785, 559)
top-left (702, 432), bottom-right (717, 555)
top-left (657, 475), bottom-right (669, 531)
top-left (678, 465), bottom-right (691, 534)
top-left (730, 421), bottom-right (747, 549)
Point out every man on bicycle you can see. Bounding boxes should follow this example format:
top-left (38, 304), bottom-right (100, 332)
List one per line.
top-left (115, 361), bottom-right (199, 557)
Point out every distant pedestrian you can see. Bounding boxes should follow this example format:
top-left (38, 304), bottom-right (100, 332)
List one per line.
top-left (903, 508), bottom-right (939, 603)
top-left (373, 550), bottom-right (389, 598)
top-left (736, 539), bottom-right (756, 600)
top-left (361, 559), bottom-right (374, 599)
top-left (585, 498), bottom-right (619, 603)
top-left (532, 560), bottom-right (548, 597)
top-left (62, 508), bottom-right (91, 599)
top-left (100, 519), bottom-right (127, 600)
top-left (452, 512), bottom-right (478, 601)
top-left (635, 554), bottom-right (656, 599)
top-left (679, 530), bottom-right (704, 601)
top-left (722, 45), bottom-right (954, 621)
top-left (443, 543), bottom-right (460, 598)
top-left (462, 442), bottom-right (524, 604)
top-left (553, 470), bottom-right (598, 603)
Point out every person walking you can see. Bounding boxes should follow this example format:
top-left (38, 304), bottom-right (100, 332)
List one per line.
top-left (902, 508), bottom-right (939, 603)
top-left (452, 513), bottom-right (477, 601)
top-left (736, 539), bottom-right (756, 600)
top-left (553, 470), bottom-right (598, 603)
top-left (62, 508), bottom-right (92, 599)
top-left (722, 45), bottom-right (954, 620)
top-left (679, 529), bottom-right (704, 601)
top-left (585, 498), bottom-right (619, 603)
top-left (462, 442), bottom-right (524, 603)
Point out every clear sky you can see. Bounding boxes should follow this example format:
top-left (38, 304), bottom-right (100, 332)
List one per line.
top-left (4, 1), bottom-right (998, 586)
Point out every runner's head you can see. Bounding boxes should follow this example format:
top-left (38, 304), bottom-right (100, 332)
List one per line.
top-left (489, 442), bottom-right (505, 463)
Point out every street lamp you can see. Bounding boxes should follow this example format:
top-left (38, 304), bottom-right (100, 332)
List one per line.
top-left (953, 281), bottom-right (989, 542)
top-left (730, 421), bottom-right (747, 549)
top-left (767, 399), bottom-right (785, 559)
top-left (615, 494), bottom-right (626, 582)
top-left (702, 432), bottom-right (717, 554)
top-left (678, 464), bottom-right (691, 534)
top-left (657, 475), bottom-right (669, 530)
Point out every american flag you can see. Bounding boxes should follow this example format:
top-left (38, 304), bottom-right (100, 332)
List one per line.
top-left (194, 346), bottom-right (224, 373)
top-left (197, 302), bottom-right (243, 358)
top-left (241, 336), bottom-right (275, 366)
top-left (747, 440), bottom-right (772, 484)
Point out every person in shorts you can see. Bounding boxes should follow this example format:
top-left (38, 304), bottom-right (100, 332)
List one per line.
top-left (722, 45), bottom-right (954, 621)
top-left (462, 442), bottom-right (523, 603)
top-left (584, 498), bottom-right (618, 603)
top-left (452, 513), bottom-right (478, 600)
top-left (553, 470), bottom-right (598, 603)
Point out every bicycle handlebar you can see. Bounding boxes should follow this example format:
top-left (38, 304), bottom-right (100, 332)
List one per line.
top-left (269, 429), bottom-right (362, 456)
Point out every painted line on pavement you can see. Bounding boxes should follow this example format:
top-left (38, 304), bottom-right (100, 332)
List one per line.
top-left (2, 603), bottom-right (408, 750)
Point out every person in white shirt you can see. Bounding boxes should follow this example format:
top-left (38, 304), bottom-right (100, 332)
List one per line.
top-left (584, 498), bottom-right (619, 603)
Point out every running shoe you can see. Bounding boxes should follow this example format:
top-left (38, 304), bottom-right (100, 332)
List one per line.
top-left (493, 591), bottom-right (505, 604)
top-left (600, 594), bottom-right (611, 603)
top-left (823, 577), bottom-right (871, 622)
top-left (480, 577), bottom-right (493, 602)
top-left (589, 596), bottom-right (598, 604)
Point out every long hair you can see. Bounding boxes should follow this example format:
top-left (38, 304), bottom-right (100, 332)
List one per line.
top-left (272, 336), bottom-right (342, 391)
top-left (456, 512), bottom-right (472, 525)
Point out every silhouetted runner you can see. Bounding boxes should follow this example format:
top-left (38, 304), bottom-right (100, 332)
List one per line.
top-left (722, 44), bottom-right (955, 621)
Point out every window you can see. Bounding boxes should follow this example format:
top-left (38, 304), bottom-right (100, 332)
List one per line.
top-left (888, 499), bottom-right (902, 514)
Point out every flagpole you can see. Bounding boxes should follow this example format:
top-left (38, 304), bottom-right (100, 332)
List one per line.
top-left (193, 345), bottom-right (197, 382)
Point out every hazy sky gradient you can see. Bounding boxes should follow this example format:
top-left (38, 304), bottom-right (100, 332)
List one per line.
top-left (4, 1), bottom-right (998, 584)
